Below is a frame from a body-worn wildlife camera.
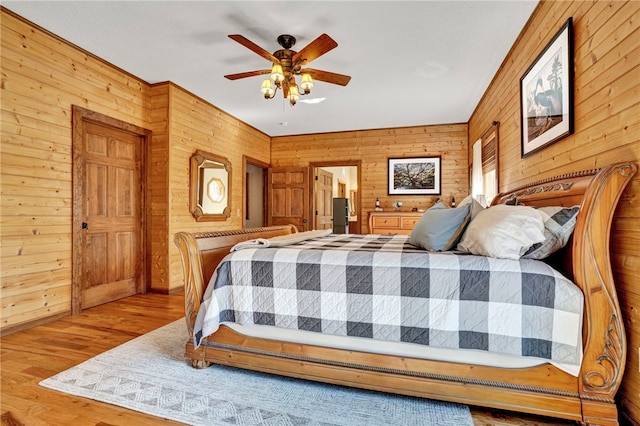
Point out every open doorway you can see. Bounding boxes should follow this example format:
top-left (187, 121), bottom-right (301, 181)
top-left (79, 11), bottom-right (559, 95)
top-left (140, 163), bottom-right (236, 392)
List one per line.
top-left (310, 161), bottom-right (361, 234)
top-left (243, 156), bottom-right (268, 228)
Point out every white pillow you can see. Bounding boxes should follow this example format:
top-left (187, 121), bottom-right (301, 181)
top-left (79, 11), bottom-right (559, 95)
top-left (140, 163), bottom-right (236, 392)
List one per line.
top-left (457, 205), bottom-right (546, 259)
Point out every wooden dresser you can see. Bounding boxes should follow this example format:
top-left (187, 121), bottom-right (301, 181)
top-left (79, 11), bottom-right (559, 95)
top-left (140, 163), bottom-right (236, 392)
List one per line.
top-left (367, 211), bottom-right (423, 235)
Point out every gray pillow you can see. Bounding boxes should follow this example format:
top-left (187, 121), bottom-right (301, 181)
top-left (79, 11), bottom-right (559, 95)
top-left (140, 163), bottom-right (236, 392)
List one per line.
top-left (522, 206), bottom-right (580, 259)
top-left (409, 202), bottom-right (471, 251)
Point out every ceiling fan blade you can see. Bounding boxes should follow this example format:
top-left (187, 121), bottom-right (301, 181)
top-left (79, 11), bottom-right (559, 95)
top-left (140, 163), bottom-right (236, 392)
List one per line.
top-left (224, 70), bottom-right (271, 80)
top-left (228, 34), bottom-right (279, 63)
top-left (292, 34), bottom-right (338, 65)
top-left (303, 68), bottom-right (351, 86)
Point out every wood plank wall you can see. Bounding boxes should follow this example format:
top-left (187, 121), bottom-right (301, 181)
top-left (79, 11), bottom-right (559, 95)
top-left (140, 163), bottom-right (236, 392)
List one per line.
top-left (467, 1), bottom-right (640, 422)
top-left (148, 83), bottom-right (171, 291)
top-left (0, 9), bottom-right (271, 328)
top-left (271, 124), bottom-right (469, 232)
top-left (164, 85), bottom-right (271, 293)
top-left (0, 10), bottom-right (150, 331)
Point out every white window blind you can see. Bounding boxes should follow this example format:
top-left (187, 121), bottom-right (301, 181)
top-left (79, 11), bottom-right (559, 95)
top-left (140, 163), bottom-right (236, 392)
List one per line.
top-left (471, 122), bottom-right (499, 206)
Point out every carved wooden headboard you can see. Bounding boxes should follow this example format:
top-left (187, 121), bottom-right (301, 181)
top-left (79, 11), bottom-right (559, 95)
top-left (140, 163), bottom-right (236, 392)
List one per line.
top-left (494, 162), bottom-right (637, 402)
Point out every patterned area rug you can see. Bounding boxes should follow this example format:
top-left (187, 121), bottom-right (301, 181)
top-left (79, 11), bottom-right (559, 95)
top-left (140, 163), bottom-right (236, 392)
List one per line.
top-left (40, 320), bottom-right (473, 426)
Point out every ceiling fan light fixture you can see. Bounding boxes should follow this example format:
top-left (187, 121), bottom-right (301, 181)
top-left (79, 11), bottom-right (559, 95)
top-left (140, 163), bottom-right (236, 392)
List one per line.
top-left (261, 79), bottom-right (275, 98)
top-left (288, 84), bottom-right (300, 106)
top-left (300, 73), bottom-right (314, 94)
top-left (225, 33), bottom-right (349, 107)
top-left (270, 63), bottom-right (284, 84)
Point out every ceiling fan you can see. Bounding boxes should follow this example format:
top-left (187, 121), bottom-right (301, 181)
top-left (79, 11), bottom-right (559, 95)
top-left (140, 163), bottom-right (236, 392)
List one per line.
top-left (224, 33), bottom-right (351, 106)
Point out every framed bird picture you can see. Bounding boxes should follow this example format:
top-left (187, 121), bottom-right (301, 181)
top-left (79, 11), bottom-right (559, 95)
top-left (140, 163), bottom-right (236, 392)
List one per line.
top-left (520, 17), bottom-right (573, 158)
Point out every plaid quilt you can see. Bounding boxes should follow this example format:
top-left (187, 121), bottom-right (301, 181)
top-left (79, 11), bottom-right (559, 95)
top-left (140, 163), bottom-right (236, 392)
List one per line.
top-left (194, 234), bottom-right (583, 366)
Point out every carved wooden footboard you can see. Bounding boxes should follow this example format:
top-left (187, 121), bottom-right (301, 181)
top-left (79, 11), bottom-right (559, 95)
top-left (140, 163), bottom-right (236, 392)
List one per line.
top-left (175, 162), bottom-right (637, 425)
top-left (174, 225), bottom-right (298, 335)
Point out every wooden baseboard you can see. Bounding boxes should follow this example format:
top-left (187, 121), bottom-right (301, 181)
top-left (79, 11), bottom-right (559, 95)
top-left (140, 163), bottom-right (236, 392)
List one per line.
top-left (0, 312), bottom-right (69, 337)
top-left (148, 286), bottom-right (184, 295)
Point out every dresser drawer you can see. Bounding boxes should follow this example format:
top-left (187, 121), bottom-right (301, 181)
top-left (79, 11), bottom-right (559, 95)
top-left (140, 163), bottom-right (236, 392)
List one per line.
top-left (401, 216), bottom-right (421, 229)
top-left (373, 228), bottom-right (413, 236)
top-left (372, 216), bottom-right (400, 228)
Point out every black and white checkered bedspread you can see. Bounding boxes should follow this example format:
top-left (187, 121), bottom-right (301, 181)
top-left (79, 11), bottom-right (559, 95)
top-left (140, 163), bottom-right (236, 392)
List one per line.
top-left (194, 234), bottom-right (583, 365)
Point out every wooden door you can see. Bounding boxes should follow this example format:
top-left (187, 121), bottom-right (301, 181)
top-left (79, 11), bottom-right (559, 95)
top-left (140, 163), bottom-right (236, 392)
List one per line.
top-left (315, 168), bottom-right (334, 230)
top-left (74, 114), bottom-right (146, 312)
top-left (338, 181), bottom-right (346, 198)
top-left (268, 167), bottom-right (309, 231)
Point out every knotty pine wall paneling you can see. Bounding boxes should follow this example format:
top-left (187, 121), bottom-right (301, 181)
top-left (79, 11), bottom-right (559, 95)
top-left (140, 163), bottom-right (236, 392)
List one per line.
top-left (165, 84), bottom-right (271, 293)
top-left (271, 124), bottom-right (468, 233)
top-left (0, 8), bottom-right (272, 327)
top-left (0, 9), bottom-right (151, 332)
top-left (468, 1), bottom-right (640, 422)
top-left (148, 83), bottom-right (171, 292)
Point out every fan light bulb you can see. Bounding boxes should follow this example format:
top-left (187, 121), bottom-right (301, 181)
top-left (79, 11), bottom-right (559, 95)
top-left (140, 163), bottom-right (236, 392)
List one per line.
top-left (261, 79), bottom-right (275, 98)
top-left (270, 63), bottom-right (284, 84)
top-left (288, 84), bottom-right (300, 106)
top-left (300, 74), bottom-right (314, 94)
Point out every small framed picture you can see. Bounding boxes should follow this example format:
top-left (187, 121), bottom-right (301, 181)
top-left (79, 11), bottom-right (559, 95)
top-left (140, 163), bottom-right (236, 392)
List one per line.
top-left (388, 156), bottom-right (441, 195)
top-left (520, 17), bottom-right (573, 158)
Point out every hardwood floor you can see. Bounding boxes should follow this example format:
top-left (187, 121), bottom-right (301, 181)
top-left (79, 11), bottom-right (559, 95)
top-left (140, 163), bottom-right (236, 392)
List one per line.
top-left (1, 292), bottom-right (574, 426)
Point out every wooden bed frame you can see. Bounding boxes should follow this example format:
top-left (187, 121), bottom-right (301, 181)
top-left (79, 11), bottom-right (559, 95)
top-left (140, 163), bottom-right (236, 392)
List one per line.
top-left (174, 162), bottom-right (636, 425)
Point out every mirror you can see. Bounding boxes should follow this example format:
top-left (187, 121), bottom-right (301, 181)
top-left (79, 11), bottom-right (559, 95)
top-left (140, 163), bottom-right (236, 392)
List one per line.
top-left (190, 150), bottom-right (231, 221)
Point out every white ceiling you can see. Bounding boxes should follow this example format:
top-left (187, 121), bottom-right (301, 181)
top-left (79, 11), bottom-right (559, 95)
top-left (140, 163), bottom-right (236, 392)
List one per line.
top-left (3, 1), bottom-right (538, 137)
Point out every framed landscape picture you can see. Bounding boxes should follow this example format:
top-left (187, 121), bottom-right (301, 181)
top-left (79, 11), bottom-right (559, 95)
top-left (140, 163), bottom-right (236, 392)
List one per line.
top-left (388, 156), bottom-right (441, 195)
top-left (520, 17), bottom-right (573, 158)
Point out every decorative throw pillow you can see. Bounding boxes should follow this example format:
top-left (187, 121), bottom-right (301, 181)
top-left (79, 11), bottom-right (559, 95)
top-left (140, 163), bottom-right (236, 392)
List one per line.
top-left (522, 206), bottom-right (580, 259)
top-left (409, 202), bottom-right (471, 251)
top-left (457, 195), bottom-right (485, 220)
top-left (456, 205), bottom-right (545, 259)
